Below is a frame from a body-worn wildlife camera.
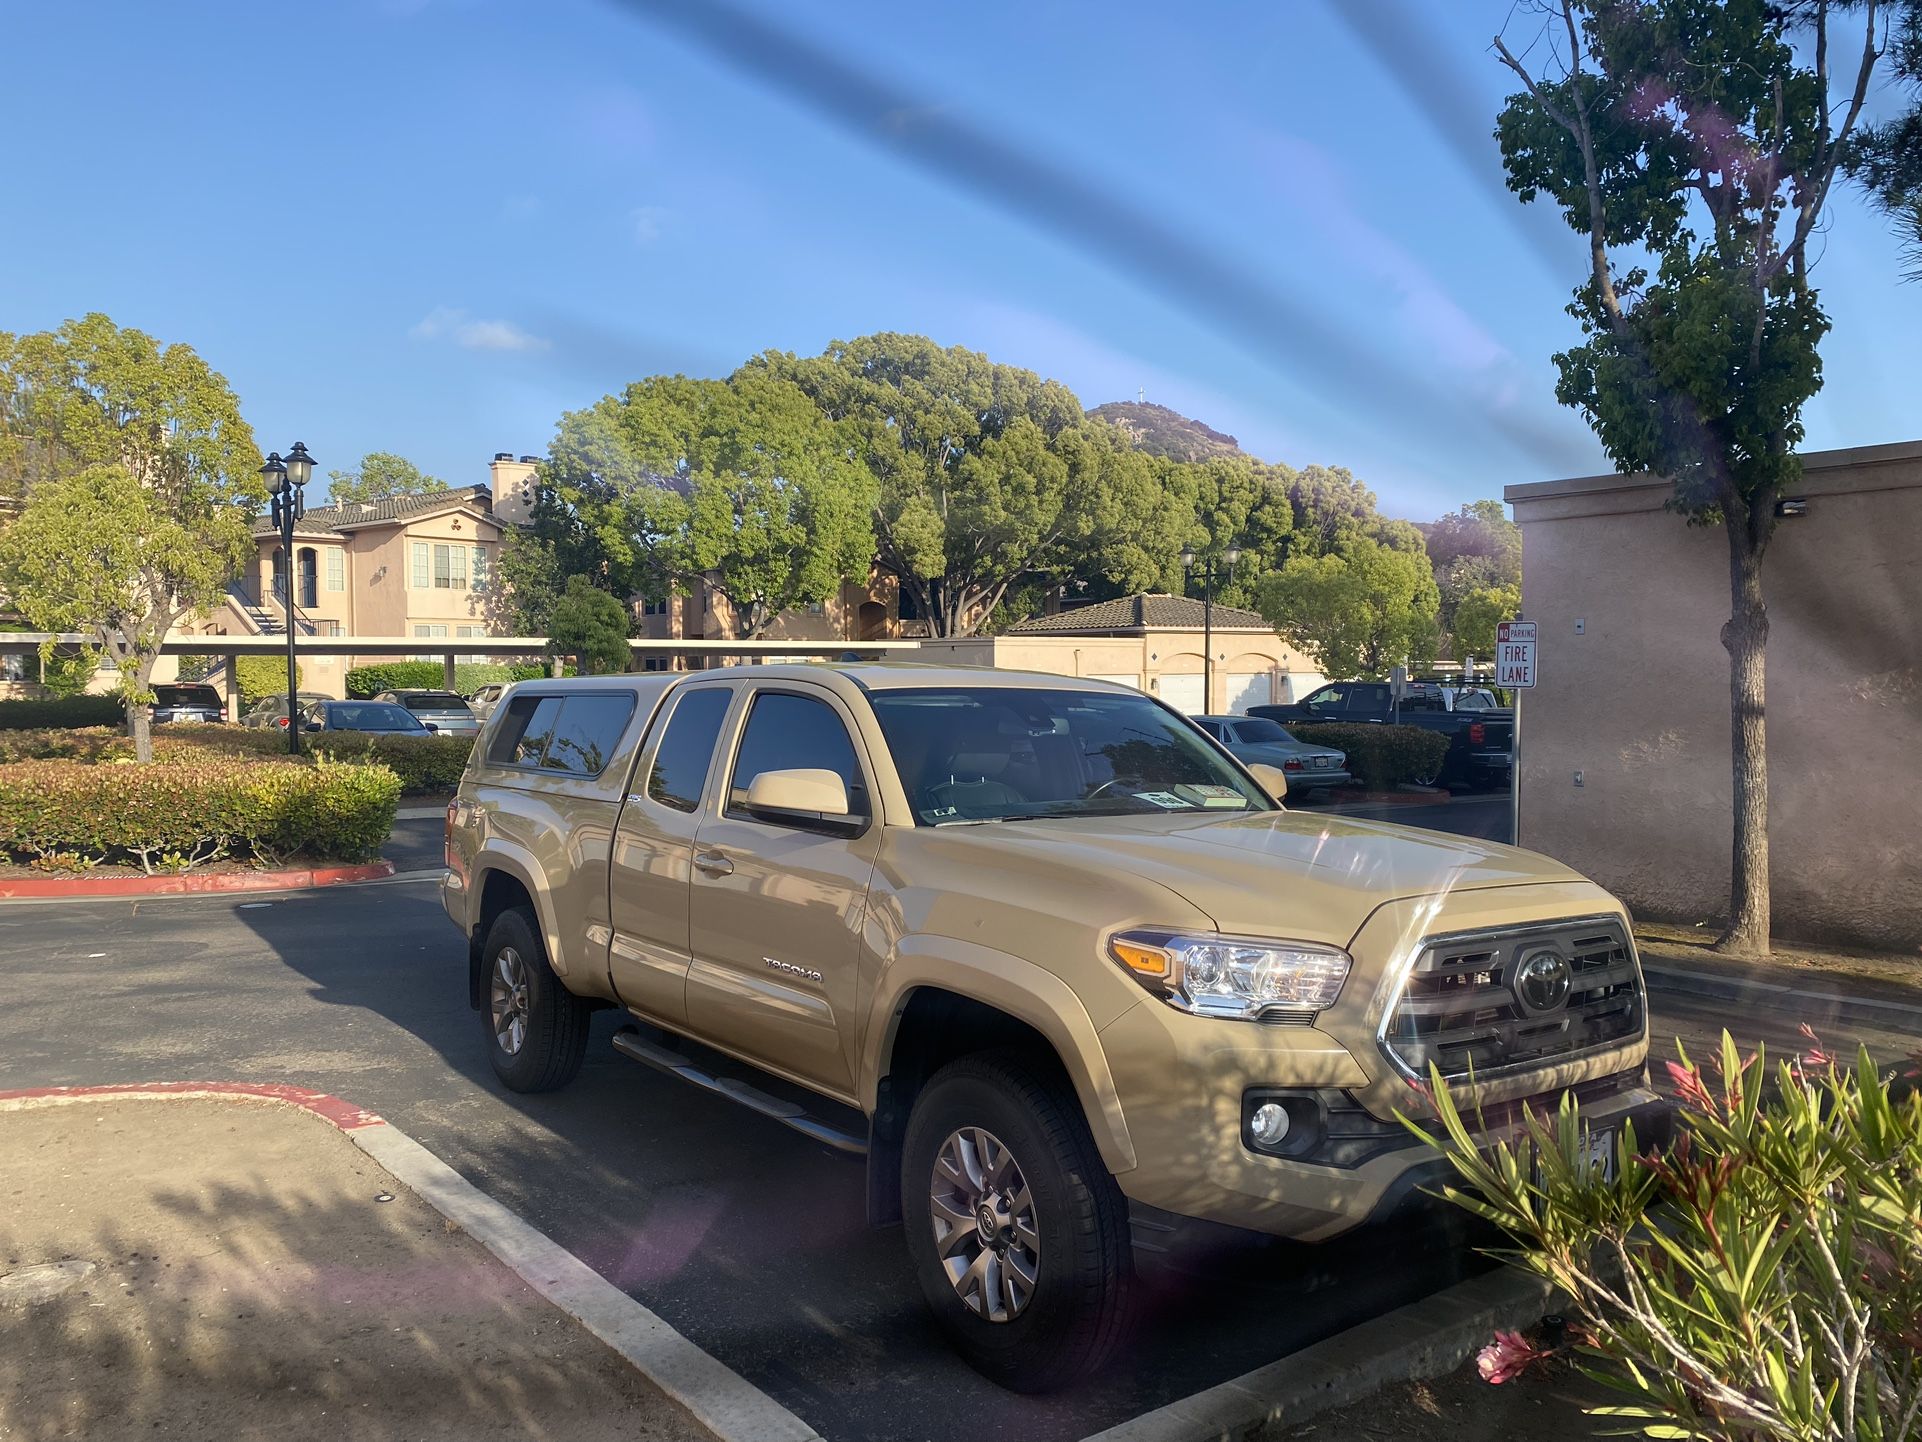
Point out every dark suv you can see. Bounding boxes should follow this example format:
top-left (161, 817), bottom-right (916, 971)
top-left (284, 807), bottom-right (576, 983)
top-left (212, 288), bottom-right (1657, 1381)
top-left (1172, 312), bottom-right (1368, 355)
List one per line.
top-left (150, 683), bottom-right (224, 724)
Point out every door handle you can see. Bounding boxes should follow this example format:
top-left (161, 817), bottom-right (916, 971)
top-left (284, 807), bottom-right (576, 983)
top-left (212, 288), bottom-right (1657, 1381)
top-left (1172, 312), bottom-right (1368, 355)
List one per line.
top-left (693, 851), bottom-right (734, 877)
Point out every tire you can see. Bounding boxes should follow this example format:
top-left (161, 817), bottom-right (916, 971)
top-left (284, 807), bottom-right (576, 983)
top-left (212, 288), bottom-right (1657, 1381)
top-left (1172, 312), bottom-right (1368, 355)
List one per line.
top-left (480, 905), bottom-right (591, 1093)
top-left (901, 1050), bottom-right (1133, 1392)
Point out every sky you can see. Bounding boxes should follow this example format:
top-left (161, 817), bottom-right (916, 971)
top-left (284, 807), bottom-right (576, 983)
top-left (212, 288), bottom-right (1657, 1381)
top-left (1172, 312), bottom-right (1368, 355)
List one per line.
top-left (3, 0), bottom-right (1917, 519)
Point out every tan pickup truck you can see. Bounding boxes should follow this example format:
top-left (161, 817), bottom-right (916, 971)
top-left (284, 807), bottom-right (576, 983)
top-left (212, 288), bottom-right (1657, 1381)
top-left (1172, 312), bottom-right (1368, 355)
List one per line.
top-left (441, 665), bottom-right (1665, 1390)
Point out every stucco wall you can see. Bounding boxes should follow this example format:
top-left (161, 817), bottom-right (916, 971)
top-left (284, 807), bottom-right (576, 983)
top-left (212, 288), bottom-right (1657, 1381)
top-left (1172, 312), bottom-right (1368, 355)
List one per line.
top-left (1507, 439), bottom-right (1922, 953)
top-left (912, 631), bottom-right (1319, 714)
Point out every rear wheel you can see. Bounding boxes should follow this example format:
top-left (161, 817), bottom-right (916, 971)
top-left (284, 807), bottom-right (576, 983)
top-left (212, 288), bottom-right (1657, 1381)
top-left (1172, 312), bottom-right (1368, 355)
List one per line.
top-left (481, 906), bottom-right (590, 1093)
top-left (901, 1051), bottom-right (1133, 1392)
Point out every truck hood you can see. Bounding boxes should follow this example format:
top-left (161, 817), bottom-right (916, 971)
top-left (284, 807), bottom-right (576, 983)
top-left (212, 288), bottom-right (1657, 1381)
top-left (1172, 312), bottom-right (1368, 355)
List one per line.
top-left (956, 810), bottom-right (1588, 948)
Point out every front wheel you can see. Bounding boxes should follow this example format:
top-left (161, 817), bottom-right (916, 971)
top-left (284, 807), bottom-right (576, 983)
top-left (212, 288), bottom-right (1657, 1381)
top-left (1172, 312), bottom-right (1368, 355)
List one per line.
top-left (901, 1051), bottom-right (1133, 1392)
top-left (480, 905), bottom-right (590, 1093)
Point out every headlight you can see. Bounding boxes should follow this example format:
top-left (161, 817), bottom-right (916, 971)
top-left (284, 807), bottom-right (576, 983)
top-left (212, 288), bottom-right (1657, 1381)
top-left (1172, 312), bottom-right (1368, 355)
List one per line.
top-left (1107, 929), bottom-right (1349, 1021)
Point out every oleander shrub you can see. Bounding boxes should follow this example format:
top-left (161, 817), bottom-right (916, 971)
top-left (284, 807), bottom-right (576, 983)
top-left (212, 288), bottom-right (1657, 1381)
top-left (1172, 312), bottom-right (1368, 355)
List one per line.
top-left (345, 660), bottom-right (552, 698)
top-left (0, 695), bottom-right (124, 731)
top-left (0, 756), bottom-right (401, 870)
top-left (1289, 722), bottom-right (1447, 790)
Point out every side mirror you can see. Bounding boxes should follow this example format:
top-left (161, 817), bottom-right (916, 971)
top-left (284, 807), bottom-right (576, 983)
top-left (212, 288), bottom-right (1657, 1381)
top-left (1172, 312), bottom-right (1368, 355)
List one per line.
top-left (1247, 763), bottom-right (1291, 805)
top-left (303, 721), bottom-right (323, 733)
top-left (424, 722), bottom-right (441, 734)
top-left (746, 767), bottom-right (850, 819)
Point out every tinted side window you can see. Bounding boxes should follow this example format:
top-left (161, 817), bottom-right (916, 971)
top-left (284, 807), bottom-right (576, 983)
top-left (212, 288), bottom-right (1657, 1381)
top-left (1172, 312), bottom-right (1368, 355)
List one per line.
top-left (728, 692), bottom-right (867, 815)
top-left (1351, 684), bottom-right (1393, 712)
top-left (489, 694), bottom-right (563, 765)
top-left (646, 689), bottom-right (732, 812)
top-left (543, 694), bottom-right (637, 776)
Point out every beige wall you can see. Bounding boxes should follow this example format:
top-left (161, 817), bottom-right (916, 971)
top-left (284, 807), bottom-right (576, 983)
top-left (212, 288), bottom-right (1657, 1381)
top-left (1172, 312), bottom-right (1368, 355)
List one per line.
top-left (1507, 439), bottom-right (1922, 953)
top-left (913, 630), bottom-right (1320, 714)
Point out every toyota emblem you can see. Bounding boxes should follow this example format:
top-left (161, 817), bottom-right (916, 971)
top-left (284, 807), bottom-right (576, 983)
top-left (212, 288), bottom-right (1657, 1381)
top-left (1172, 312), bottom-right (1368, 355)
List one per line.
top-left (1514, 948), bottom-right (1573, 1014)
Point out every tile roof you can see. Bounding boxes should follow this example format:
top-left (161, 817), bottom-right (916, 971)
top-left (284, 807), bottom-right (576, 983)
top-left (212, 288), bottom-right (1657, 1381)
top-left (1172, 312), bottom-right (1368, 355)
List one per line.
top-left (251, 484), bottom-right (492, 539)
top-left (1002, 592), bottom-right (1272, 634)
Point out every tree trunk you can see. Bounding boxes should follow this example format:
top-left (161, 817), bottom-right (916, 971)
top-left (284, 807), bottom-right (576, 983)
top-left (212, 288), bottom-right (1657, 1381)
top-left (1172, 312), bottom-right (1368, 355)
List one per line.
top-left (130, 653), bottom-right (157, 764)
top-left (1715, 523), bottom-right (1770, 957)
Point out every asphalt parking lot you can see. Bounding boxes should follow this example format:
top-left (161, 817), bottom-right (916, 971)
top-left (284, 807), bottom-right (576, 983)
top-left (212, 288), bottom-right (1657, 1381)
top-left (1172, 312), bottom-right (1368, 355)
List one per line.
top-left (2, 799), bottom-right (1909, 1442)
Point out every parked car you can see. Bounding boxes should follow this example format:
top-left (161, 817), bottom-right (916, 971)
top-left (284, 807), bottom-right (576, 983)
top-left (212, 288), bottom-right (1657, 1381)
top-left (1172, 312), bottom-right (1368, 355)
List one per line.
top-left (241, 692), bottom-right (332, 729)
top-left (148, 682), bottom-right (225, 725)
top-left (465, 682), bottom-right (508, 721)
top-left (1191, 714), bottom-right (1350, 797)
top-left (299, 700), bottom-right (435, 735)
top-left (373, 689), bottom-right (481, 734)
top-left (1252, 681), bottom-right (1513, 790)
top-left (442, 665), bottom-right (1663, 1391)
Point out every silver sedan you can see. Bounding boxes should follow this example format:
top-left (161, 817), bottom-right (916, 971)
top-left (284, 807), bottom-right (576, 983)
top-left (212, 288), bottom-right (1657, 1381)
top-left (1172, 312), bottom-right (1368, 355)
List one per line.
top-left (1192, 715), bottom-right (1351, 798)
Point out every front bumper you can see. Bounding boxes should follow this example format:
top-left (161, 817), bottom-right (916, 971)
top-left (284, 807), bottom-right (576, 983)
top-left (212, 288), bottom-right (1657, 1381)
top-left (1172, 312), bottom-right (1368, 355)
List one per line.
top-left (1287, 768), bottom-right (1352, 792)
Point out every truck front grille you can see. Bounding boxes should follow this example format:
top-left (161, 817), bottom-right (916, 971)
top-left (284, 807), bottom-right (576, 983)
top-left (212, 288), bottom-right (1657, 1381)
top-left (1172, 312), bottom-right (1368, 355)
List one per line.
top-left (1379, 917), bottom-right (1644, 1081)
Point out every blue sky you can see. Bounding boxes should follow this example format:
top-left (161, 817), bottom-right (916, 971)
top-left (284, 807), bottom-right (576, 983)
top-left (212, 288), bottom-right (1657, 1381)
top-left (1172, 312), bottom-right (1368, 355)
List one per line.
top-left (3, 0), bottom-right (1917, 518)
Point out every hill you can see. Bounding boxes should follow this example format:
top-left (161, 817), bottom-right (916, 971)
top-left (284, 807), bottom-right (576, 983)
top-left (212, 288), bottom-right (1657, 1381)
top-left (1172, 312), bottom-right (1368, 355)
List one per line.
top-left (1085, 401), bottom-right (1245, 463)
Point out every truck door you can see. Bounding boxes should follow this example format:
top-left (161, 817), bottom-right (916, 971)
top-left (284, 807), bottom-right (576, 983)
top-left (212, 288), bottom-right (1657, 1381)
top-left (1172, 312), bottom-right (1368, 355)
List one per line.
top-left (607, 682), bottom-right (738, 1028)
top-left (684, 683), bottom-right (880, 1100)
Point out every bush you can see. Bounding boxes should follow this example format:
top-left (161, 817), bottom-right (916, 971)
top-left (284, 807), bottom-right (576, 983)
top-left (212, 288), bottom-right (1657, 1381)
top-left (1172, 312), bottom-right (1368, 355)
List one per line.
top-left (1418, 1034), bottom-right (1922, 1441)
top-left (345, 660), bottom-right (550, 698)
top-left (307, 733), bottom-right (474, 793)
top-left (234, 654), bottom-right (301, 708)
top-left (0, 724), bottom-right (471, 793)
top-left (0, 756), bottom-right (401, 869)
top-left (0, 695), bottom-right (124, 731)
top-left (1288, 722), bottom-right (1447, 790)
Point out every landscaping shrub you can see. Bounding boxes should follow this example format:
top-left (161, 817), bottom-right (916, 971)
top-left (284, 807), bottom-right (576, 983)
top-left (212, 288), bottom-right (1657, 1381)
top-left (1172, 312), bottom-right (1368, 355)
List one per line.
top-left (0, 695), bottom-right (124, 731)
top-left (306, 732), bottom-right (474, 793)
top-left (1417, 1034), bottom-right (1922, 1441)
top-left (1289, 722), bottom-right (1447, 790)
top-left (0, 724), bottom-right (470, 793)
top-left (0, 755), bottom-right (401, 869)
top-left (234, 654), bottom-right (302, 708)
top-left (345, 660), bottom-right (551, 698)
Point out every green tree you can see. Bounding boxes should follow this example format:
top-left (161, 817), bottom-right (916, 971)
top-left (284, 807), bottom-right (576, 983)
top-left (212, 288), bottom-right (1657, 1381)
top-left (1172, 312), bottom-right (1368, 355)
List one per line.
top-left (0, 315), bottom-right (262, 760)
top-left (1278, 463), bottom-right (1380, 558)
top-left (34, 643), bottom-right (101, 698)
top-left (1175, 455), bottom-right (1294, 608)
top-left (234, 654), bottom-right (302, 709)
top-left (1494, 0), bottom-right (1885, 955)
top-left (490, 526), bottom-right (567, 633)
top-left (1255, 535), bottom-right (1440, 679)
top-left (547, 575), bottom-right (631, 675)
top-left (1425, 500), bottom-right (1523, 643)
top-left (325, 452), bottom-right (444, 505)
top-left (1451, 583), bottom-right (1522, 664)
top-left (1841, 0), bottom-right (1922, 276)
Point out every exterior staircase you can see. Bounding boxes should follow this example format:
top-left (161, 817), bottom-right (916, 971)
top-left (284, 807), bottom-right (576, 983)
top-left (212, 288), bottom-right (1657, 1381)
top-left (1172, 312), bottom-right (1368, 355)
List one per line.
top-left (227, 581), bottom-right (316, 636)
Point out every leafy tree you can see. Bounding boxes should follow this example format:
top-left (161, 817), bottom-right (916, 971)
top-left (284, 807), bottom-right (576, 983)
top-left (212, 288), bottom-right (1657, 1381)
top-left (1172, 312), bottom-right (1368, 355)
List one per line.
top-left (1452, 583), bottom-right (1523, 664)
top-left (0, 315), bottom-right (262, 760)
top-left (490, 526), bottom-right (567, 633)
top-left (1494, 0), bottom-right (1886, 956)
top-left (547, 574), bottom-right (632, 675)
top-left (233, 654), bottom-right (303, 709)
top-left (1175, 455), bottom-right (1294, 608)
top-left (1840, 0), bottom-right (1922, 277)
top-left (34, 643), bottom-right (101, 698)
top-left (1425, 499), bottom-right (1523, 643)
top-left (325, 452), bottom-right (444, 505)
top-left (1278, 463), bottom-right (1380, 558)
top-left (1255, 535), bottom-right (1440, 679)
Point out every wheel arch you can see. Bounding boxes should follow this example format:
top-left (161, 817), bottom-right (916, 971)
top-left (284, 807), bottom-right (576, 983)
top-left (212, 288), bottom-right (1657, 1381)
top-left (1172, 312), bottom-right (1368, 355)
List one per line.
top-left (467, 847), bottom-right (564, 1008)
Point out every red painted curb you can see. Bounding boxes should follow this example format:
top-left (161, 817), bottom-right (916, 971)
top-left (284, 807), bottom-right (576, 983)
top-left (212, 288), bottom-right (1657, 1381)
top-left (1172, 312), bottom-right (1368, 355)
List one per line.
top-left (0, 859), bottom-right (397, 900)
top-left (0, 1081), bottom-right (386, 1131)
top-left (1323, 789), bottom-right (1454, 807)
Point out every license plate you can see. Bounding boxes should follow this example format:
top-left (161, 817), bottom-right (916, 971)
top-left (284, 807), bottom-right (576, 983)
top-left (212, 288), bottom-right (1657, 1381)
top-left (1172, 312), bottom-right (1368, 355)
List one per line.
top-left (1578, 1127), bottom-right (1617, 1180)
top-left (1313, 756), bottom-right (1333, 769)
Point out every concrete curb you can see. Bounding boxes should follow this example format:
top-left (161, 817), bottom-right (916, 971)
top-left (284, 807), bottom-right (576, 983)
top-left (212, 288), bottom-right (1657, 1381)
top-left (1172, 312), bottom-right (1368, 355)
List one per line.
top-left (0, 859), bottom-right (395, 901)
top-left (0, 1082), bottom-right (823, 1442)
top-left (1643, 961), bottom-right (1922, 1033)
top-left (1076, 1268), bottom-right (1551, 1442)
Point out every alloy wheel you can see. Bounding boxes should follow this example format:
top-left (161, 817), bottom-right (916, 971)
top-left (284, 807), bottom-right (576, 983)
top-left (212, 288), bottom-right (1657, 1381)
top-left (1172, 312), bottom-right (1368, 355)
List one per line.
top-left (490, 947), bottom-right (530, 1056)
top-left (929, 1126), bottom-right (1041, 1322)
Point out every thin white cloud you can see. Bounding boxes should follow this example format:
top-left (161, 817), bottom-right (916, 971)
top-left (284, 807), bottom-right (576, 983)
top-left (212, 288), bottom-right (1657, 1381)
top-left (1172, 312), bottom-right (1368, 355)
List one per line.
top-left (411, 307), bottom-right (550, 353)
top-left (630, 205), bottom-right (672, 244)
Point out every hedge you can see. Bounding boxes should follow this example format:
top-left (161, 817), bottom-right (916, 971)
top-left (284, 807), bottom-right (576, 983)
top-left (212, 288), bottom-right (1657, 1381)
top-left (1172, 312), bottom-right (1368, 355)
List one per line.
top-left (0, 756), bottom-right (401, 870)
top-left (235, 654), bottom-right (302, 708)
top-left (0, 724), bottom-right (475, 794)
top-left (1288, 722), bottom-right (1449, 791)
top-left (0, 695), bottom-right (125, 731)
top-left (345, 660), bottom-right (552, 698)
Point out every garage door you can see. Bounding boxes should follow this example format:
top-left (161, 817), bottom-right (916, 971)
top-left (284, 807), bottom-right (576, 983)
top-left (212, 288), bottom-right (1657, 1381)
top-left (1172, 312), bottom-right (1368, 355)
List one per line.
top-left (1157, 674), bottom-right (1206, 714)
top-left (1224, 671), bottom-right (1271, 714)
top-left (1085, 673), bottom-right (1142, 691)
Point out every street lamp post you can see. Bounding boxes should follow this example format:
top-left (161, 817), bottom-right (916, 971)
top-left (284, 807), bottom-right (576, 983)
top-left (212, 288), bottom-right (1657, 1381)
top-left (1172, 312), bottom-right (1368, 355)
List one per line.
top-left (1180, 539), bottom-right (1243, 713)
top-left (260, 442), bottom-right (315, 756)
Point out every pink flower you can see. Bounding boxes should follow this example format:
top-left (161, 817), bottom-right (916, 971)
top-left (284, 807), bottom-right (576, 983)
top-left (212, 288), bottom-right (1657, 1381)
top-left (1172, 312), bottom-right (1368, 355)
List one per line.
top-left (1476, 1329), bottom-right (1549, 1385)
top-left (1798, 1023), bottom-right (1835, 1071)
top-left (1666, 1059), bottom-right (1716, 1114)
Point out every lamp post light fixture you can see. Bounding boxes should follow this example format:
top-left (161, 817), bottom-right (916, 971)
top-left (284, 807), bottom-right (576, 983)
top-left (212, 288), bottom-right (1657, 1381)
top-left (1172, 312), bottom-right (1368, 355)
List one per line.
top-left (1180, 539), bottom-right (1243, 713)
top-left (260, 443), bottom-right (315, 755)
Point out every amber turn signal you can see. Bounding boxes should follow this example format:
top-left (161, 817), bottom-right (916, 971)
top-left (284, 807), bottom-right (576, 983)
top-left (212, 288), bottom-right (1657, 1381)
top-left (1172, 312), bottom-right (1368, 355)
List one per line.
top-left (1109, 937), bottom-right (1172, 980)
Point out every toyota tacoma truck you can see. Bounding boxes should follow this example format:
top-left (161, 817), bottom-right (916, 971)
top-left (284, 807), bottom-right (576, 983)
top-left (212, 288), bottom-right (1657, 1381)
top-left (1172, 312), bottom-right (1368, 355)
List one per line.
top-left (441, 665), bottom-right (1663, 1391)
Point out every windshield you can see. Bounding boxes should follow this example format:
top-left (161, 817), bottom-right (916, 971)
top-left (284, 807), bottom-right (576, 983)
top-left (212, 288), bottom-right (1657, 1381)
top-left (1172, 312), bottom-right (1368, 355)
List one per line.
top-left (400, 693), bottom-right (468, 712)
top-left (870, 687), bottom-right (1272, 826)
top-left (1231, 718), bottom-right (1291, 744)
top-left (153, 685), bottom-right (219, 707)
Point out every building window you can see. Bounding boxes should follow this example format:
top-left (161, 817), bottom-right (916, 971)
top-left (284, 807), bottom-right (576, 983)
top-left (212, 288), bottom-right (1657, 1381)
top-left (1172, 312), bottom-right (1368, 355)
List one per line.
top-left (317, 620), bottom-right (343, 637)
top-left (411, 542), bottom-right (430, 589)
top-left (457, 623), bottom-right (486, 663)
top-left (432, 543), bottom-right (468, 590)
top-left (412, 622), bottom-right (448, 662)
top-left (896, 585), bottom-right (922, 621)
top-left (325, 548), bottom-right (344, 592)
top-left (471, 545), bottom-right (488, 592)
top-left (641, 598), bottom-right (669, 616)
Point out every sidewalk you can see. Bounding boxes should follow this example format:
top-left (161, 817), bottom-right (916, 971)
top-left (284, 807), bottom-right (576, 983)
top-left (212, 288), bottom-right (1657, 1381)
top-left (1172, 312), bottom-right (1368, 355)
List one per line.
top-left (1636, 923), bottom-right (1922, 1033)
top-left (0, 1097), bottom-right (706, 1442)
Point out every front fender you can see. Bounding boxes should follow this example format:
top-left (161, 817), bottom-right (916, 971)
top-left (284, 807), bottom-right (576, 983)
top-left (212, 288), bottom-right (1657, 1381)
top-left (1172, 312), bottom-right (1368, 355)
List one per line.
top-left (861, 936), bottom-right (1138, 1176)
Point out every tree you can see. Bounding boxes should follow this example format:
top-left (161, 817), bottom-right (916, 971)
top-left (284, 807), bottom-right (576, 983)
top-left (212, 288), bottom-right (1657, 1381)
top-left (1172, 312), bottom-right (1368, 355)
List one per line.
top-left (1425, 500), bottom-right (1523, 645)
top-left (1175, 454), bottom-right (1294, 608)
top-left (234, 654), bottom-right (303, 709)
top-left (1255, 535), bottom-right (1440, 679)
top-left (0, 466), bottom-right (253, 757)
top-left (1493, 0), bottom-right (1886, 956)
top-left (490, 526), bottom-right (567, 634)
top-left (1842, 0), bottom-right (1922, 276)
top-left (547, 575), bottom-right (632, 675)
top-left (0, 314), bottom-right (262, 760)
top-left (325, 452), bottom-right (444, 505)
top-left (1452, 583), bottom-right (1523, 664)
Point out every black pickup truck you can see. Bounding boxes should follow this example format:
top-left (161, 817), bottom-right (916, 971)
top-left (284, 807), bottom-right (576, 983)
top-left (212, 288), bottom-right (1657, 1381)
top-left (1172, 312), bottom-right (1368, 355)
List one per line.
top-left (1250, 681), bottom-right (1513, 790)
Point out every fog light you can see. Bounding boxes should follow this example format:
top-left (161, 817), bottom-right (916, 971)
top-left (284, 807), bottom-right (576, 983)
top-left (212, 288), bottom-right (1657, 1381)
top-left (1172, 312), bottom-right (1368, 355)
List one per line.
top-left (1250, 1102), bottom-right (1291, 1147)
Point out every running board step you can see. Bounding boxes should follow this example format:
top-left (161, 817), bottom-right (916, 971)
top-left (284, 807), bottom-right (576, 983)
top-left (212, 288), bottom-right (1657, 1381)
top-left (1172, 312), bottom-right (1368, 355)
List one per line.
top-left (611, 1029), bottom-right (869, 1157)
